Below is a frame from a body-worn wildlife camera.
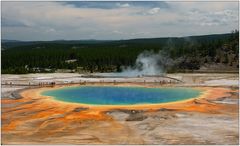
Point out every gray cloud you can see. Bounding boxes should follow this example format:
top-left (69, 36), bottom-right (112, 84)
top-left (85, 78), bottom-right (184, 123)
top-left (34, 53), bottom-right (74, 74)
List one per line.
top-left (1, 1), bottom-right (238, 41)
top-left (186, 9), bottom-right (238, 26)
top-left (2, 17), bottom-right (28, 27)
top-left (61, 1), bottom-right (169, 9)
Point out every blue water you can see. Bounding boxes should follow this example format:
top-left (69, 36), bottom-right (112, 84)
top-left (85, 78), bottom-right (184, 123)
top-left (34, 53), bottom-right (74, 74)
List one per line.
top-left (41, 86), bottom-right (202, 105)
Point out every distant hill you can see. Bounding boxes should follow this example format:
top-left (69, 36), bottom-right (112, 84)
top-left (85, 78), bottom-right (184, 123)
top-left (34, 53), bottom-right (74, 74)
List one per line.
top-left (1, 33), bottom-right (233, 49)
top-left (1, 39), bottom-right (113, 49)
top-left (2, 39), bottom-right (22, 43)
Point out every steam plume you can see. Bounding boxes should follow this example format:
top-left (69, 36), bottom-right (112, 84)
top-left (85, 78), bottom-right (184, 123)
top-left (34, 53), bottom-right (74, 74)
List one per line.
top-left (120, 50), bottom-right (173, 76)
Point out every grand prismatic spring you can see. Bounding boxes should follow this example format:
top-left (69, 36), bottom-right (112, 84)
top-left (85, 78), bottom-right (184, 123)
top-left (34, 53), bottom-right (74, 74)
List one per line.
top-left (41, 86), bottom-right (202, 105)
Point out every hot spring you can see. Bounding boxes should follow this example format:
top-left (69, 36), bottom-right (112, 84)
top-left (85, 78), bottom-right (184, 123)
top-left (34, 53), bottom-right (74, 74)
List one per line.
top-left (41, 86), bottom-right (202, 105)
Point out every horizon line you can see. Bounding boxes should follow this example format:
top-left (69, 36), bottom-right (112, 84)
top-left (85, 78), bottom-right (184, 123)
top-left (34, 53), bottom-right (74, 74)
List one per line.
top-left (2, 30), bottom-right (238, 42)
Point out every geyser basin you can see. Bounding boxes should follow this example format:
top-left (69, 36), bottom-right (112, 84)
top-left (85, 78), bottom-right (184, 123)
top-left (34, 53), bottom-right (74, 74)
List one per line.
top-left (41, 86), bottom-right (202, 105)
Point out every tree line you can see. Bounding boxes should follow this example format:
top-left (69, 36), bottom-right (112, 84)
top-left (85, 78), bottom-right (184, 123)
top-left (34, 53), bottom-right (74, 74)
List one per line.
top-left (1, 30), bottom-right (239, 74)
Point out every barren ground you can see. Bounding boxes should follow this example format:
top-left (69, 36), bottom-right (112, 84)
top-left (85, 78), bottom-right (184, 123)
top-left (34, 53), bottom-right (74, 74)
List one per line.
top-left (1, 73), bottom-right (239, 144)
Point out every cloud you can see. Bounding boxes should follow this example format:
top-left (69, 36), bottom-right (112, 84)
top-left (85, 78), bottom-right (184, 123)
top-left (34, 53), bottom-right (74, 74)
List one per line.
top-left (116, 3), bottom-right (130, 8)
top-left (62, 1), bottom-right (119, 9)
top-left (1, 1), bottom-right (238, 41)
top-left (129, 1), bottom-right (169, 9)
top-left (185, 9), bottom-right (238, 26)
top-left (1, 17), bottom-right (28, 27)
top-left (61, 1), bottom-right (169, 9)
top-left (147, 8), bottom-right (161, 15)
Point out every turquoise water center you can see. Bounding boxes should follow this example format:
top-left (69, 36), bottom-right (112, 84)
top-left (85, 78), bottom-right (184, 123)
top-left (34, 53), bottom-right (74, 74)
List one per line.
top-left (41, 86), bottom-right (202, 105)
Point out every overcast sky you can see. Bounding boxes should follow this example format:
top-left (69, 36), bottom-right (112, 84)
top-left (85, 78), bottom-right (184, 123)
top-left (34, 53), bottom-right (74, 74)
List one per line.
top-left (1, 1), bottom-right (239, 41)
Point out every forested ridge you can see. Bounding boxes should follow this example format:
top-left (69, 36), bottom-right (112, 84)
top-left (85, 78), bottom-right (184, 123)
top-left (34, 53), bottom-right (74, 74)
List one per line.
top-left (1, 30), bottom-right (239, 74)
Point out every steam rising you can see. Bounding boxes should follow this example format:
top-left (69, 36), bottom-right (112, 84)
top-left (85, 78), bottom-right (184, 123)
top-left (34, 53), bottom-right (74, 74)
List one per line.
top-left (94, 50), bottom-right (173, 77)
top-left (120, 50), bottom-right (173, 77)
